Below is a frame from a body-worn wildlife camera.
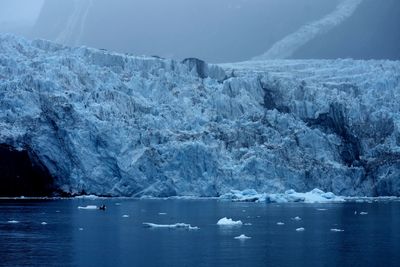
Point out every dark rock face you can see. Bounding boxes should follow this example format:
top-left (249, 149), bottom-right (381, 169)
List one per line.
top-left (0, 144), bottom-right (55, 197)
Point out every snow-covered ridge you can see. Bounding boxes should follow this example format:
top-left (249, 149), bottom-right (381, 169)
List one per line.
top-left (1, 34), bottom-right (400, 197)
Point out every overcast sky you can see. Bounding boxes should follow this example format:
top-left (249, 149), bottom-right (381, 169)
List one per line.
top-left (0, 0), bottom-right (398, 62)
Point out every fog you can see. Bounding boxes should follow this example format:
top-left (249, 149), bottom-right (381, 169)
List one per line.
top-left (0, 0), bottom-right (399, 62)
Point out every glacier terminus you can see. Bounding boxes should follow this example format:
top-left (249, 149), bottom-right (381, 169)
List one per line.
top-left (1, 34), bottom-right (400, 197)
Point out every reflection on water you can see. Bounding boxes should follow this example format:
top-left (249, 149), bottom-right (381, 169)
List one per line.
top-left (0, 199), bottom-right (399, 267)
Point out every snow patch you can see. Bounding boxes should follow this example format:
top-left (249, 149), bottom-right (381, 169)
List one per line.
top-left (253, 0), bottom-right (364, 60)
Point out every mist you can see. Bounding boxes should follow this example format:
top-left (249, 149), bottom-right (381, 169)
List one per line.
top-left (0, 0), bottom-right (399, 62)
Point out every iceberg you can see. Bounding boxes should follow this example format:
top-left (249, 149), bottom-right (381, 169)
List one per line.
top-left (217, 217), bottom-right (243, 226)
top-left (77, 205), bottom-right (98, 210)
top-left (330, 228), bottom-right (344, 232)
top-left (234, 234), bottom-right (251, 240)
top-left (296, 227), bottom-right (305, 232)
top-left (7, 220), bottom-right (19, 224)
top-left (143, 222), bottom-right (199, 230)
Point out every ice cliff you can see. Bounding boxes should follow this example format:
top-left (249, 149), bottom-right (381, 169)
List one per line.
top-left (1, 34), bottom-right (400, 197)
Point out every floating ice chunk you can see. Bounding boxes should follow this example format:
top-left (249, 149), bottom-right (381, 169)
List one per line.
top-left (354, 211), bottom-right (357, 215)
top-left (122, 215), bottom-right (129, 218)
top-left (234, 234), bottom-right (251, 240)
top-left (41, 222), bottom-right (48, 225)
top-left (277, 222), bottom-right (285, 225)
top-left (296, 227), bottom-right (305, 232)
top-left (244, 223), bottom-right (252, 226)
top-left (75, 195), bottom-right (99, 200)
top-left (143, 222), bottom-right (199, 230)
top-left (292, 216), bottom-right (302, 221)
top-left (360, 212), bottom-right (368, 215)
top-left (317, 208), bottom-right (327, 211)
top-left (78, 228), bottom-right (84, 231)
top-left (115, 203), bottom-right (121, 206)
top-left (56, 210), bottom-right (61, 213)
top-left (158, 212), bottom-right (167, 215)
top-left (330, 228), bottom-right (344, 232)
top-left (217, 217), bottom-right (243, 226)
top-left (78, 205), bottom-right (98, 210)
top-left (7, 220), bottom-right (19, 224)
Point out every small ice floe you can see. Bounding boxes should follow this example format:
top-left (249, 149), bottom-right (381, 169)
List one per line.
top-left (78, 228), bottom-right (84, 231)
top-left (143, 223), bottom-right (199, 230)
top-left (242, 210), bottom-right (246, 212)
top-left (55, 210), bottom-right (61, 213)
top-left (277, 222), bottom-right (285, 225)
top-left (296, 227), bottom-right (305, 232)
top-left (217, 217), bottom-right (243, 226)
top-left (7, 220), bottom-right (19, 224)
top-left (330, 228), bottom-right (344, 232)
top-left (244, 223), bottom-right (252, 226)
top-left (41, 222), bottom-right (48, 225)
top-left (158, 212), bottom-right (167, 215)
top-left (234, 234), bottom-right (251, 240)
top-left (292, 216), bottom-right (302, 221)
top-left (122, 215), bottom-right (129, 218)
top-left (354, 211), bottom-right (357, 215)
top-left (317, 208), bottom-right (327, 211)
top-left (77, 205), bottom-right (98, 210)
top-left (360, 212), bottom-right (368, 215)
top-left (115, 203), bottom-right (121, 206)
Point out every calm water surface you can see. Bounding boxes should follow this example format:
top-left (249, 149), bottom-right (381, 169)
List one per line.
top-left (0, 199), bottom-right (399, 267)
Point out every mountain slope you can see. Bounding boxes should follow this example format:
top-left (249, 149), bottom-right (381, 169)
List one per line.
top-left (1, 35), bottom-right (400, 197)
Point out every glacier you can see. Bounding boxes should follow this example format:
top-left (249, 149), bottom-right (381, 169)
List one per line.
top-left (1, 34), bottom-right (400, 197)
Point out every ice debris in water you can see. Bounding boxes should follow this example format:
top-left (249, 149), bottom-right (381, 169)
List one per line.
top-left (143, 223), bottom-right (199, 230)
top-left (292, 216), bottom-right (302, 221)
top-left (360, 212), bottom-right (368, 215)
top-left (78, 205), bottom-right (98, 210)
top-left (331, 228), bottom-right (344, 232)
top-left (7, 220), bottom-right (19, 224)
top-left (75, 195), bottom-right (99, 200)
top-left (41, 222), bottom-right (48, 225)
top-left (217, 217), bottom-right (243, 226)
top-left (220, 189), bottom-right (345, 203)
top-left (296, 227), bottom-right (305, 232)
top-left (79, 228), bottom-right (84, 231)
top-left (277, 222), bottom-right (285, 225)
top-left (234, 234), bottom-right (251, 240)
top-left (122, 215), bottom-right (129, 218)
top-left (317, 209), bottom-right (328, 211)
top-left (244, 223), bottom-right (252, 226)
top-left (158, 212), bottom-right (167, 215)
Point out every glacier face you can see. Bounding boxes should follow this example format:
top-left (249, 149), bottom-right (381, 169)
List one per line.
top-left (1, 34), bottom-right (400, 197)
